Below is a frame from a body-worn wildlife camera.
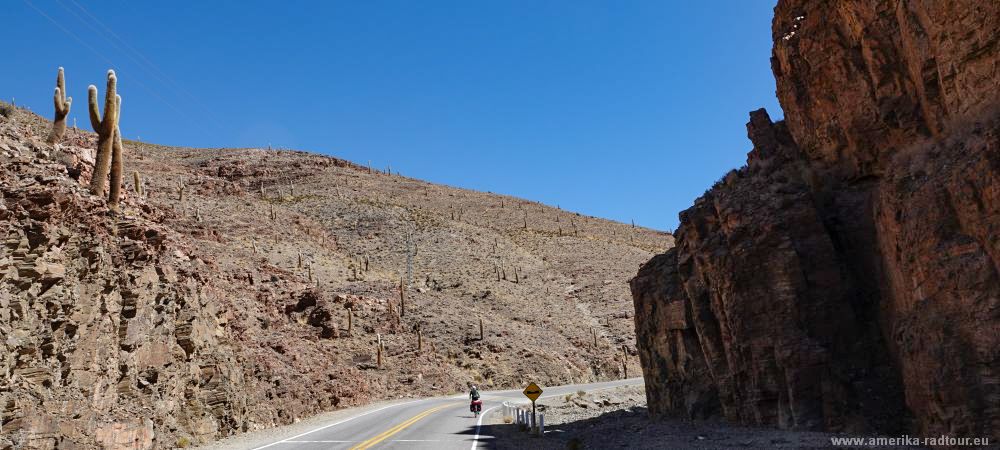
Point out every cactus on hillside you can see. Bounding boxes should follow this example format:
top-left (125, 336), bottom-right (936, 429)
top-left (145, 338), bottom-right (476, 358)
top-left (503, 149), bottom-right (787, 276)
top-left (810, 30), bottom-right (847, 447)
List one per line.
top-left (399, 277), bottom-right (406, 317)
top-left (88, 70), bottom-right (120, 196)
top-left (47, 67), bottom-right (72, 144)
top-left (133, 171), bottom-right (143, 196)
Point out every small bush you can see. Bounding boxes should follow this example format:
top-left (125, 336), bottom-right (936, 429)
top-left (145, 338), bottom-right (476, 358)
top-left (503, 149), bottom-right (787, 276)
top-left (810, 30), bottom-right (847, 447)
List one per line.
top-left (576, 390), bottom-right (586, 398)
top-left (0, 103), bottom-right (14, 119)
top-left (564, 394), bottom-right (573, 402)
top-left (503, 415), bottom-right (513, 424)
top-left (176, 437), bottom-right (191, 448)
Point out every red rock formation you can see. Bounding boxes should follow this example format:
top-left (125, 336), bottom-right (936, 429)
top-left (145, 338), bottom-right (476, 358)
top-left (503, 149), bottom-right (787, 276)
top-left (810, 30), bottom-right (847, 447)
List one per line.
top-left (632, 0), bottom-right (999, 439)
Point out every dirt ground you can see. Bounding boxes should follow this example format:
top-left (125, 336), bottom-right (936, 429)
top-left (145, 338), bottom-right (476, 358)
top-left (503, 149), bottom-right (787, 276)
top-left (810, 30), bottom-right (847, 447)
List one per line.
top-left (485, 385), bottom-right (926, 449)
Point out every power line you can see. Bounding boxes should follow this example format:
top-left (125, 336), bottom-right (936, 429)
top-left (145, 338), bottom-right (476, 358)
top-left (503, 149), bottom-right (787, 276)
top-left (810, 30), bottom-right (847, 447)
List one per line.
top-left (62, 0), bottom-right (227, 132)
top-left (23, 0), bottom-right (216, 141)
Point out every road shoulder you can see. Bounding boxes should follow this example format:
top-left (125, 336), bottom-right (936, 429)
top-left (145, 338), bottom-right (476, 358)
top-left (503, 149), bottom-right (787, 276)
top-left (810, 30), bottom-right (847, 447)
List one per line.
top-left (484, 384), bottom-right (858, 449)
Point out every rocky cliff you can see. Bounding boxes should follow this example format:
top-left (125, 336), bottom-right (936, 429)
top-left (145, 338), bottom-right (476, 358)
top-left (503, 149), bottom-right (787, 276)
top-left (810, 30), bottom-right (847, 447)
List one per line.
top-left (632, 0), bottom-right (999, 439)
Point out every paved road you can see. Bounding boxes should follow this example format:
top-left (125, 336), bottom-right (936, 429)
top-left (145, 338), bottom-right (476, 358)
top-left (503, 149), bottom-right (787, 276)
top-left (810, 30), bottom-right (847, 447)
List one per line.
top-left (250, 377), bottom-right (644, 450)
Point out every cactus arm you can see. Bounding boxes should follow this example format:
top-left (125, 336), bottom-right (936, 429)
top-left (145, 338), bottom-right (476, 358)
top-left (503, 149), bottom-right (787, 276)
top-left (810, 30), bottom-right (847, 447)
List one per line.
top-left (88, 85), bottom-right (101, 130)
top-left (54, 87), bottom-right (72, 116)
top-left (101, 70), bottom-right (118, 134)
top-left (53, 87), bottom-right (63, 113)
top-left (56, 67), bottom-right (65, 101)
top-left (108, 95), bottom-right (124, 207)
top-left (108, 126), bottom-right (124, 209)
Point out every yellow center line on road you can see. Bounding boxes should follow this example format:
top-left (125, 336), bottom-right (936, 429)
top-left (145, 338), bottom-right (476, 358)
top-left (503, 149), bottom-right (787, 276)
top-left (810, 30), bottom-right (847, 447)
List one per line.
top-left (349, 402), bottom-right (459, 450)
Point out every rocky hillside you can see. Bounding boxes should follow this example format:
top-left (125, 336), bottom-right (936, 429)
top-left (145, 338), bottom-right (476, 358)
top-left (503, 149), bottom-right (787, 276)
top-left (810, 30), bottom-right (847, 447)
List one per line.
top-left (632, 0), bottom-right (998, 440)
top-left (0, 101), bottom-right (672, 448)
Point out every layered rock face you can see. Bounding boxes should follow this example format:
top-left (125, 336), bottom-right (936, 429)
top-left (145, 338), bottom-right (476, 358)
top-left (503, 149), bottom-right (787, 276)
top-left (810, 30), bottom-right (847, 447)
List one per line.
top-left (632, 0), bottom-right (999, 439)
top-left (0, 124), bottom-right (249, 448)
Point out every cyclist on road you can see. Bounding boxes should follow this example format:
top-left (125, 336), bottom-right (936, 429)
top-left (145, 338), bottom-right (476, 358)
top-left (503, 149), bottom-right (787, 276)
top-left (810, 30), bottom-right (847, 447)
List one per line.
top-left (469, 384), bottom-right (482, 416)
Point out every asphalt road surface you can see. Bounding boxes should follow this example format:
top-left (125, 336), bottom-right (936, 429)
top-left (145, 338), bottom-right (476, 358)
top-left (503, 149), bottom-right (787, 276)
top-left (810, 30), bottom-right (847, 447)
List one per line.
top-left (250, 377), bottom-right (644, 450)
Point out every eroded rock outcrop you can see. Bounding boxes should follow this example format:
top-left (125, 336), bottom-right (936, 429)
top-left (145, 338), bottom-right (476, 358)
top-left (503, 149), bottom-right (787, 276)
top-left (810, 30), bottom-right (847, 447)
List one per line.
top-left (632, 0), bottom-right (999, 439)
top-left (0, 123), bottom-right (252, 449)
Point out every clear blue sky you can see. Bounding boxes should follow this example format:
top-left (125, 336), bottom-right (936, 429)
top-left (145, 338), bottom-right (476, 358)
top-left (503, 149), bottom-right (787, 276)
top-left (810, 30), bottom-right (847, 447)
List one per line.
top-left (8, 1), bottom-right (782, 232)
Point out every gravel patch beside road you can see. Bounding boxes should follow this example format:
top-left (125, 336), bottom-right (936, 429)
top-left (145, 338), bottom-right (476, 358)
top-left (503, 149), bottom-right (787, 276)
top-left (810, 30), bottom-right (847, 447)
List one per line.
top-left (487, 385), bottom-right (923, 449)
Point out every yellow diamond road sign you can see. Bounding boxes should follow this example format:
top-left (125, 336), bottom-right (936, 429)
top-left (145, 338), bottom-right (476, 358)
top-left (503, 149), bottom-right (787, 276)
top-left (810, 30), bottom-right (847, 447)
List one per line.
top-left (523, 382), bottom-right (543, 402)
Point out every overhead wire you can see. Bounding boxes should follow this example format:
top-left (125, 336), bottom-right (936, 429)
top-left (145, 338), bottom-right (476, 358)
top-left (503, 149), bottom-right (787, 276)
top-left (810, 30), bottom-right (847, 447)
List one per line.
top-left (23, 0), bottom-right (220, 142)
top-left (62, 0), bottom-right (227, 133)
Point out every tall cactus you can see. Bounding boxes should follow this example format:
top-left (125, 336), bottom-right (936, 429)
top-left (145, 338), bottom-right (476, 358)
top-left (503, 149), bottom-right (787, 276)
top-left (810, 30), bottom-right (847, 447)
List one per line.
top-left (133, 171), bottom-right (142, 196)
top-left (88, 70), bottom-right (120, 196)
top-left (47, 67), bottom-right (72, 144)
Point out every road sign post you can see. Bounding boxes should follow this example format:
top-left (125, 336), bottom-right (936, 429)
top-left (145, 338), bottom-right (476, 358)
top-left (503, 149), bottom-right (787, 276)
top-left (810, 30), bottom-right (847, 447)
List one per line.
top-left (523, 382), bottom-right (543, 435)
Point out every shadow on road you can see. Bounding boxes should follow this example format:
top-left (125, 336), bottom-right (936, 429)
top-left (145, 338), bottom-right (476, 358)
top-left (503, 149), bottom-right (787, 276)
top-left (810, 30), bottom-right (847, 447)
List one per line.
top-left (454, 405), bottom-right (901, 449)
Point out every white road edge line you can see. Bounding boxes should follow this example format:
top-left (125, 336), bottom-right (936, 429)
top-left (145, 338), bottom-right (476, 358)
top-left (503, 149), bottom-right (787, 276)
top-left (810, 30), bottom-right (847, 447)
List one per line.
top-left (250, 398), bottom-right (425, 450)
top-left (470, 405), bottom-right (500, 450)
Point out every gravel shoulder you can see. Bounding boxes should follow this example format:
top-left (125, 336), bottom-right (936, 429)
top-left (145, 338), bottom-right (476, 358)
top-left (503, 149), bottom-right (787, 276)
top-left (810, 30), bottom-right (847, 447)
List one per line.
top-left (484, 385), bottom-right (925, 449)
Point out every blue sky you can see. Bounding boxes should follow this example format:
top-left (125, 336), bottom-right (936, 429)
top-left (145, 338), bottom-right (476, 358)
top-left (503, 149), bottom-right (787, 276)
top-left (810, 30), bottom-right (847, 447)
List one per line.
top-left (8, 1), bottom-right (782, 232)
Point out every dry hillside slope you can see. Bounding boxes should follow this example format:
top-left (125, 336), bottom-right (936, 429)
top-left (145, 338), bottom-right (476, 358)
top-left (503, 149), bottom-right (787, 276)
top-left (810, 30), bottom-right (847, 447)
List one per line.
top-left (0, 105), bottom-right (672, 449)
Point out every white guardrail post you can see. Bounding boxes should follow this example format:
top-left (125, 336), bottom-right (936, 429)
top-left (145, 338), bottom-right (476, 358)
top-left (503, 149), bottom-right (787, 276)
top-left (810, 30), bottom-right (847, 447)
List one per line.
top-left (538, 413), bottom-right (544, 435)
